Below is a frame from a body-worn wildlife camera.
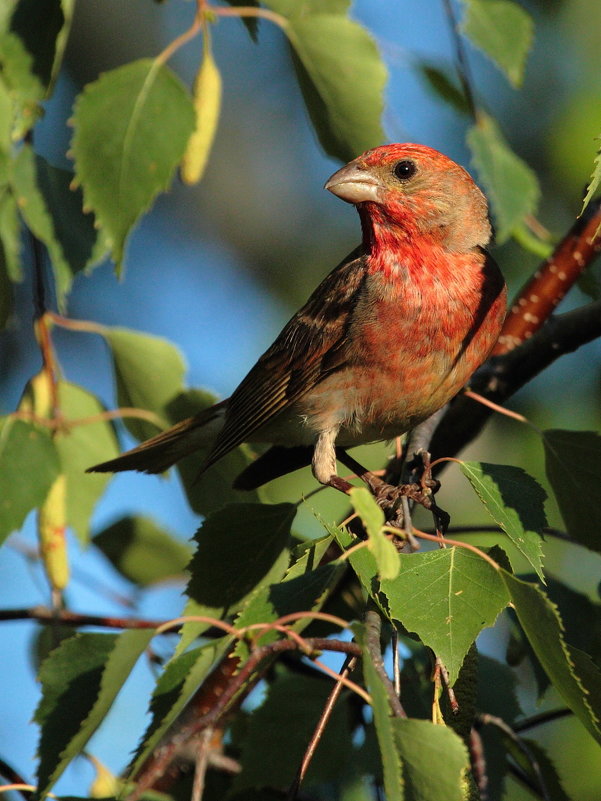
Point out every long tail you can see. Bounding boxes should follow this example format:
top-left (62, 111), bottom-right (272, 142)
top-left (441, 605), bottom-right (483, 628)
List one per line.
top-left (87, 401), bottom-right (226, 474)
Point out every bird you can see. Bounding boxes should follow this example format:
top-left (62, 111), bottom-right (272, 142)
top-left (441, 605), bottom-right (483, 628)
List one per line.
top-left (89, 143), bottom-right (507, 505)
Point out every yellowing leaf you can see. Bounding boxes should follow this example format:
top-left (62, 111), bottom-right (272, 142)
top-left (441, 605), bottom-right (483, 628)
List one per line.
top-left (180, 41), bottom-right (222, 185)
top-left (38, 473), bottom-right (69, 592)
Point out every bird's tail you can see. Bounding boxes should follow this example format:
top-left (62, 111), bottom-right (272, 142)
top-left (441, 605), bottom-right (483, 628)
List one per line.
top-left (87, 401), bottom-right (226, 475)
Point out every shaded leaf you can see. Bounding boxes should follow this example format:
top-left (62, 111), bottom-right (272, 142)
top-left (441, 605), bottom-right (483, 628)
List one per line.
top-left (232, 673), bottom-right (354, 792)
top-left (223, 0), bottom-right (260, 39)
top-left (392, 718), bottom-right (469, 801)
top-left (176, 503), bottom-right (294, 653)
top-left (35, 630), bottom-right (154, 798)
top-left (71, 59), bottom-right (195, 270)
top-left (36, 157), bottom-right (110, 288)
top-left (327, 521), bottom-right (382, 610)
top-left (0, 418), bottom-right (60, 545)
top-left (0, 183), bottom-right (21, 281)
top-left (233, 559), bottom-right (344, 660)
top-left (104, 327), bottom-right (186, 442)
top-left (93, 516), bottom-right (191, 587)
top-left (543, 429), bottom-right (601, 553)
top-left (460, 461), bottom-right (546, 579)
top-left (462, 0), bottom-right (534, 87)
top-left (418, 63), bottom-right (470, 114)
top-left (502, 571), bottom-right (601, 742)
top-left (9, 0), bottom-right (65, 89)
top-left (10, 144), bottom-right (73, 310)
top-left (467, 113), bottom-right (540, 242)
top-left (0, 245), bottom-right (13, 327)
top-left (382, 547), bottom-right (508, 684)
top-left (349, 487), bottom-right (399, 580)
top-left (129, 638), bottom-right (230, 779)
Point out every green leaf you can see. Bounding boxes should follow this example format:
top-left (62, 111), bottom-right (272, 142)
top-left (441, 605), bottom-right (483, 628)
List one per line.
top-left (233, 559), bottom-right (344, 660)
top-left (392, 718), bottom-right (469, 801)
top-left (54, 381), bottom-right (120, 543)
top-left (543, 429), bottom-right (601, 553)
top-left (10, 144), bottom-right (77, 311)
top-left (382, 547), bottom-right (508, 684)
top-left (581, 136), bottom-right (601, 214)
top-left (460, 461), bottom-right (546, 579)
top-left (461, 0), bottom-right (534, 87)
top-left (129, 638), bottom-right (230, 779)
top-left (0, 31), bottom-right (44, 138)
top-left (0, 418), bottom-right (60, 545)
top-left (0, 184), bottom-right (21, 281)
top-left (177, 503), bottom-right (294, 652)
top-left (9, 0), bottom-right (65, 90)
top-left (418, 63), bottom-right (470, 114)
top-left (362, 636), bottom-right (404, 801)
top-left (349, 487), bottom-right (399, 580)
top-left (328, 521), bottom-right (382, 608)
top-left (502, 571), bottom-right (601, 742)
top-left (232, 673), bottom-right (354, 792)
top-left (71, 59), bottom-right (195, 270)
top-left (103, 327), bottom-right (186, 441)
top-left (93, 516), bottom-right (191, 587)
top-left (263, 2), bottom-right (386, 162)
top-left (467, 113), bottom-right (540, 242)
top-left (35, 630), bottom-right (154, 799)
top-left (36, 157), bottom-right (110, 287)
top-left (0, 244), bottom-right (13, 327)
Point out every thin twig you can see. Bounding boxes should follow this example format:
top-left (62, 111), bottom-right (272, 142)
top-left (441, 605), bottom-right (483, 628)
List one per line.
top-left (191, 727), bottom-right (213, 801)
top-left (287, 656), bottom-right (358, 800)
top-left (364, 608), bottom-right (406, 718)
top-left (477, 713), bottom-right (550, 801)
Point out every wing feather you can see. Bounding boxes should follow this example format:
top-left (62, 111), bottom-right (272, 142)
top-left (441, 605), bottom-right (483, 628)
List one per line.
top-left (203, 247), bottom-right (367, 468)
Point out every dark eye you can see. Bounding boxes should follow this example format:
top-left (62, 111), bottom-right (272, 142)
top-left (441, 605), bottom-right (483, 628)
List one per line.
top-left (393, 159), bottom-right (417, 181)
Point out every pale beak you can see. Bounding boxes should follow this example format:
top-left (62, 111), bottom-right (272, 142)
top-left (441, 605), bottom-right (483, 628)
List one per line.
top-left (324, 162), bottom-right (384, 205)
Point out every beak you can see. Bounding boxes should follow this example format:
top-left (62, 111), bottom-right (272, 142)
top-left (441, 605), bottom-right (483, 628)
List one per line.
top-left (324, 161), bottom-right (384, 205)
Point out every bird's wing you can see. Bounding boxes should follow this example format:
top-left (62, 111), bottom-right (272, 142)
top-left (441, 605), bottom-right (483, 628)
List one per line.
top-left (204, 247), bottom-right (367, 467)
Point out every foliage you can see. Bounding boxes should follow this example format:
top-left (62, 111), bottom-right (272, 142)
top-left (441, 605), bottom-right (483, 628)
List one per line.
top-left (0, 2), bottom-right (600, 801)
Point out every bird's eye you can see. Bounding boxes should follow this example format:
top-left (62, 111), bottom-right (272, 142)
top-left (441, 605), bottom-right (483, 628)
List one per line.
top-left (393, 160), bottom-right (417, 181)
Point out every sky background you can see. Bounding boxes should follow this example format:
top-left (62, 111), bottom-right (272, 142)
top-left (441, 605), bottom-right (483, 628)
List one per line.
top-left (1, 0), bottom-right (601, 797)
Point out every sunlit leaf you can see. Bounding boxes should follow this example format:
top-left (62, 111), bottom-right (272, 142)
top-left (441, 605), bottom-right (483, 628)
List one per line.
top-left (462, 0), bottom-right (534, 87)
top-left (35, 630), bottom-right (154, 798)
top-left (349, 487), bottom-right (399, 580)
top-left (502, 571), bottom-right (601, 743)
top-left (467, 113), bottom-right (540, 242)
top-left (103, 327), bottom-right (186, 442)
top-left (460, 461), bottom-right (546, 579)
top-left (71, 59), bottom-right (195, 270)
top-left (580, 136), bottom-right (601, 215)
top-left (0, 417), bottom-right (60, 545)
top-left (393, 718), bottom-right (469, 801)
top-left (382, 547), bottom-right (508, 684)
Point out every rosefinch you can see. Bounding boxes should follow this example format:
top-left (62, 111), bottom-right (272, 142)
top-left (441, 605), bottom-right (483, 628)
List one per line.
top-left (90, 144), bottom-right (506, 502)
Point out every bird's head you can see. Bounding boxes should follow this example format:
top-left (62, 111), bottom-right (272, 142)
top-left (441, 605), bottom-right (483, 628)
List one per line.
top-left (325, 143), bottom-right (491, 253)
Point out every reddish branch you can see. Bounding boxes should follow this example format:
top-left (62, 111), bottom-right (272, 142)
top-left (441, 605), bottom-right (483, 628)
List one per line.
top-left (494, 199), bottom-right (601, 354)
top-left (127, 638), bottom-right (362, 801)
top-left (0, 606), bottom-right (167, 630)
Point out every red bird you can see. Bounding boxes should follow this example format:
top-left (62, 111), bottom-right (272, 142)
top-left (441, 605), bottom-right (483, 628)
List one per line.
top-left (90, 144), bottom-right (507, 499)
